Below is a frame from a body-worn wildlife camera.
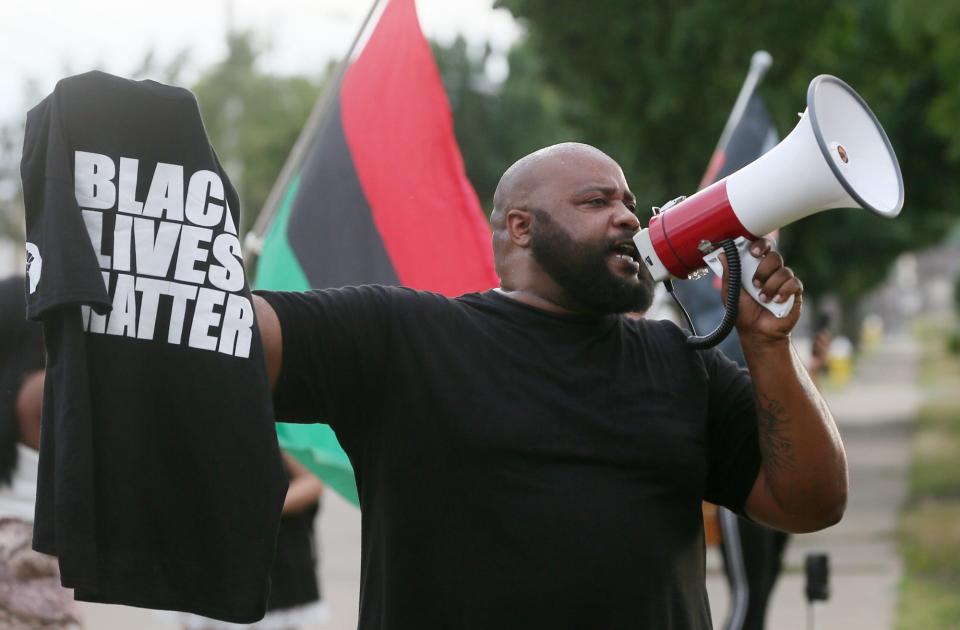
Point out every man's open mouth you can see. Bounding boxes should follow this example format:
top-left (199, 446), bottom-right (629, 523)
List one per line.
top-left (611, 241), bottom-right (640, 265)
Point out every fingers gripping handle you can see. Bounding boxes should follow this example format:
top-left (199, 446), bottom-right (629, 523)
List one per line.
top-left (702, 237), bottom-right (795, 318)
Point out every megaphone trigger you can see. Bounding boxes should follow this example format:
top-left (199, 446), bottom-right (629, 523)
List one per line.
top-left (702, 237), bottom-right (794, 319)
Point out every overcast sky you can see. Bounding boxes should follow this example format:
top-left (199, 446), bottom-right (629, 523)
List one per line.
top-left (1, 0), bottom-right (522, 124)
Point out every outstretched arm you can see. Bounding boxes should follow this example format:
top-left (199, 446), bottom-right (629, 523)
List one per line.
top-left (254, 294), bottom-right (283, 389)
top-left (725, 239), bottom-right (848, 533)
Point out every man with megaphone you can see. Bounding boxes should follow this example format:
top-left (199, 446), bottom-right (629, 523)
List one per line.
top-left (19, 62), bottom-right (898, 627)
top-left (252, 138), bottom-right (854, 628)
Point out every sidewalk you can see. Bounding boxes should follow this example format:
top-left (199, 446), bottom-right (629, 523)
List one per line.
top-left (707, 334), bottom-right (920, 629)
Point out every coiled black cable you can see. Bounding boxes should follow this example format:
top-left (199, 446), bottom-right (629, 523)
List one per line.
top-left (663, 238), bottom-right (741, 350)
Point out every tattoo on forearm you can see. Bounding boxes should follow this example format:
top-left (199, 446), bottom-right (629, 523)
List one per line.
top-left (758, 394), bottom-right (797, 477)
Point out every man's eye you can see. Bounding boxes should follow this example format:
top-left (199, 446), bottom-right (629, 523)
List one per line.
top-left (588, 198), bottom-right (606, 206)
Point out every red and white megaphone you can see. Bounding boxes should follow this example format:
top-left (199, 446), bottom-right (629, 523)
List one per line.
top-left (635, 74), bottom-right (904, 344)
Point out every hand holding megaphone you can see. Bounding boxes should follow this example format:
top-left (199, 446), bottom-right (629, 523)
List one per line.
top-left (703, 236), bottom-right (795, 320)
top-left (635, 75), bottom-right (904, 348)
top-left (715, 236), bottom-right (803, 341)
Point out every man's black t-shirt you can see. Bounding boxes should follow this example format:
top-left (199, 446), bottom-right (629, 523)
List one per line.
top-left (258, 286), bottom-right (761, 629)
top-left (21, 71), bottom-right (286, 622)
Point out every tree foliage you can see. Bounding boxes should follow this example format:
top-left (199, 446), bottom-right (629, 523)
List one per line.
top-left (7, 6), bottom-right (955, 310)
top-left (498, 0), bottom-right (957, 303)
top-left (191, 32), bottom-right (327, 236)
top-left (0, 80), bottom-right (47, 244)
top-left (0, 123), bottom-right (25, 242)
top-left (0, 34), bottom-right (317, 245)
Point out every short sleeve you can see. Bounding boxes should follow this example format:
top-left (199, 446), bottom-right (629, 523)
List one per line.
top-left (20, 90), bottom-right (110, 320)
top-left (255, 285), bottom-right (406, 430)
top-left (702, 347), bottom-right (761, 515)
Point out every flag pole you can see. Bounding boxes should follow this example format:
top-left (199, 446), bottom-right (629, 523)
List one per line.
top-left (244, 0), bottom-right (385, 265)
top-left (699, 50), bottom-right (773, 189)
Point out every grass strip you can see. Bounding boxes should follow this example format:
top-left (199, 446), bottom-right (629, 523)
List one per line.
top-left (895, 318), bottom-right (960, 629)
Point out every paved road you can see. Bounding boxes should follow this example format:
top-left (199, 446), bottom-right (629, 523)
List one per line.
top-left (79, 335), bottom-right (918, 629)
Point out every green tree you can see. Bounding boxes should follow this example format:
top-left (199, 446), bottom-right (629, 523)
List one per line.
top-left (0, 80), bottom-right (46, 247)
top-left (0, 121), bottom-right (25, 243)
top-left (192, 32), bottom-right (329, 236)
top-left (498, 0), bottom-right (956, 309)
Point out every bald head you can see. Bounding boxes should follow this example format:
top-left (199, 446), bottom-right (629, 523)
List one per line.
top-left (492, 143), bottom-right (620, 228)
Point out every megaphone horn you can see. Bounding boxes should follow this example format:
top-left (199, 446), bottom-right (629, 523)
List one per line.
top-left (636, 74), bottom-right (903, 284)
top-left (634, 74), bottom-right (904, 348)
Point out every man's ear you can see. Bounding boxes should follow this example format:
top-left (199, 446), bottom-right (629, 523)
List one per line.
top-left (506, 208), bottom-right (533, 248)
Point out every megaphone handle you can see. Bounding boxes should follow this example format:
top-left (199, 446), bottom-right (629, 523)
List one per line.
top-left (703, 237), bottom-right (795, 319)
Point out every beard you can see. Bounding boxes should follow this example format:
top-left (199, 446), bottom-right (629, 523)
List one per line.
top-left (529, 208), bottom-right (654, 315)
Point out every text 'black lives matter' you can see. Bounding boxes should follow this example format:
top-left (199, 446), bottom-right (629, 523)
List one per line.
top-left (76, 151), bottom-right (254, 357)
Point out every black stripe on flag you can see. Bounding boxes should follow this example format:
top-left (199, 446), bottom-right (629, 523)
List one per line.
top-left (287, 96), bottom-right (400, 288)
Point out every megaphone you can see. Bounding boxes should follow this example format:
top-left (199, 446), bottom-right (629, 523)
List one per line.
top-left (634, 74), bottom-right (904, 347)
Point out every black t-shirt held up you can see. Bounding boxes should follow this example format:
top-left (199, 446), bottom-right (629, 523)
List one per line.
top-left (258, 285), bottom-right (762, 630)
top-left (21, 71), bottom-right (286, 622)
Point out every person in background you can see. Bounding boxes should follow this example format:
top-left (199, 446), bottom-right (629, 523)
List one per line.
top-left (264, 452), bottom-right (328, 629)
top-left (0, 275), bottom-right (80, 628)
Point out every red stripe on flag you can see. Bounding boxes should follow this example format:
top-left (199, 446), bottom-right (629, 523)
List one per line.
top-left (339, 0), bottom-right (498, 296)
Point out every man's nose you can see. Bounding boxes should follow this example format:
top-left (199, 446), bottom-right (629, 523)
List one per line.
top-left (614, 203), bottom-right (641, 231)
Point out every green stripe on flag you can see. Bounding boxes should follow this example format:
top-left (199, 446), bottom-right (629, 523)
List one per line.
top-left (273, 426), bottom-right (359, 505)
top-left (254, 173), bottom-right (360, 506)
top-left (254, 174), bottom-right (310, 291)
